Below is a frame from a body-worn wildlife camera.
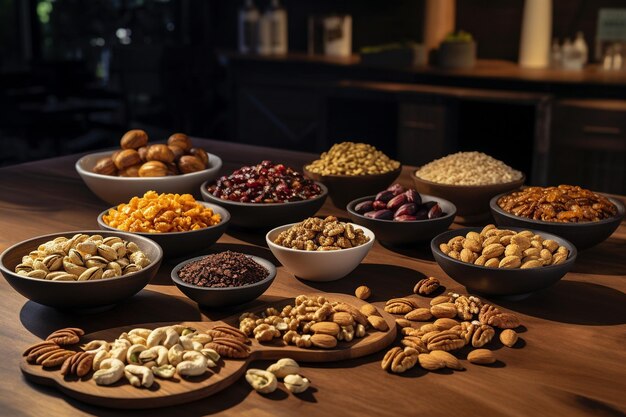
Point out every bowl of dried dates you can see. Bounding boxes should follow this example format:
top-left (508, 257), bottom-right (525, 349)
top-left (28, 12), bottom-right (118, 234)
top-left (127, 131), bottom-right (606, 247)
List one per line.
top-left (346, 183), bottom-right (456, 246)
top-left (171, 251), bottom-right (276, 308)
top-left (490, 185), bottom-right (625, 250)
top-left (266, 216), bottom-right (375, 281)
top-left (76, 131), bottom-right (222, 205)
top-left (201, 160), bottom-right (328, 229)
top-left (0, 231), bottom-right (163, 310)
top-left (431, 225), bottom-right (577, 296)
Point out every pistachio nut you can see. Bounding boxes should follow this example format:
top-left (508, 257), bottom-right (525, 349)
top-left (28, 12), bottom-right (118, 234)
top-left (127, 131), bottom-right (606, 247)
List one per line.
top-left (283, 374), bottom-right (310, 394)
top-left (152, 364), bottom-right (176, 379)
top-left (245, 369), bottom-right (278, 394)
top-left (78, 266), bottom-right (103, 281)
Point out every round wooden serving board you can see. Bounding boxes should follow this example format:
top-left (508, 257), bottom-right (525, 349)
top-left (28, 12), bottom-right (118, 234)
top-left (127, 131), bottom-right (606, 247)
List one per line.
top-left (20, 293), bottom-right (397, 409)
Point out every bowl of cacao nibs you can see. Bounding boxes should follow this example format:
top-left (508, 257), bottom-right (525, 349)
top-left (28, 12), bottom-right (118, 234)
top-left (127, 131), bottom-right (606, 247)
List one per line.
top-left (171, 251), bottom-right (276, 308)
top-left (201, 160), bottom-right (328, 229)
top-left (346, 183), bottom-right (456, 246)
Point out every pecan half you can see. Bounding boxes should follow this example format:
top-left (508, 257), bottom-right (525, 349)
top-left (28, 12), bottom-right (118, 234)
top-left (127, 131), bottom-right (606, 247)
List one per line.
top-left (479, 305), bottom-right (521, 329)
top-left (381, 347), bottom-right (402, 371)
top-left (455, 295), bottom-right (483, 321)
top-left (413, 277), bottom-right (440, 296)
top-left (424, 330), bottom-right (466, 352)
top-left (401, 336), bottom-right (429, 353)
top-left (471, 324), bottom-right (495, 348)
top-left (206, 325), bottom-right (250, 344)
top-left (384, 298), bottom-right (417, 314)
top-left (391, 347), bottom-right (419, 373)
top-left (46, 328), bottom-right (83, 346)
top-left (205, 337), bottom-right (250, 359)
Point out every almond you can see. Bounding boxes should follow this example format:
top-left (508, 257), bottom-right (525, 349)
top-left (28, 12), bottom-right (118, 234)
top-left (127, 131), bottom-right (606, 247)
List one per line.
top-left (418, 353), bottom-right (446, 371)
top-left (499, 255), bottom-right (521, 268)
top-left (367, 315), bottom-right (390, 332)
top-left (331, 312), bottom-right (354, 327)
top-left (430, 303), bottom-right (457, 319)
top-left (355, 285), bottom-right (372, 300)
top-left (405, 308), bottom-right (433, 321)
top-left (430, 295), bottom-right (451, 306)
top-left (360, 303), bottom-right (381, 317)
top-left (482, 243), bottom-right (505, 259)
top-left (395, 318), bottom-right (413, 328)
top-left (310, 321), bottom-right (340, 336)
top-left (433, 318), bottom-right (459, 330)
top-left (468, 349), bottom-right (496, 365)
top-left (429, 350), bottom-right (464, 370)
top-left (500, 329), bottom-right (518, 347)
top-left (310, 334), bottom-right (337, 349)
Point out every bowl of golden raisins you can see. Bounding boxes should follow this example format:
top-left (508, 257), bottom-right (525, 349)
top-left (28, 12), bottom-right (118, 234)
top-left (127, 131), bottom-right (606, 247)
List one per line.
top-left (76, 130), bottom-right (222, 205)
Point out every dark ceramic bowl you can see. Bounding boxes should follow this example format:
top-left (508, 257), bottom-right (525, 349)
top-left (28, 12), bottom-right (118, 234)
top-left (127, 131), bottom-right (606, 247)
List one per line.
top-left (171, 254), bottom-right (276, 308)
top-left (346, 194), bottom-right (456, 246)
top-left (490, 193), bottom-right (625, 250)
top-left (412, 172), bottom-right (525, 222)
top-left (0, 230), bottom-right (163, 311)
top-left (431, 227), bottom-right (577, 296)
top-left (200, 180), bottom-right (328, 229)
top-left (303, 166), bottom-right (402, 209)
top-left (97, 202), bottom-right (230, 258)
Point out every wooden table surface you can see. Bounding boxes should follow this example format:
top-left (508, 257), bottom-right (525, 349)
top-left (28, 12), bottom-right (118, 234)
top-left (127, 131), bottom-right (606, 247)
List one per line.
top-left (1, 139), bottom-right (625, 417)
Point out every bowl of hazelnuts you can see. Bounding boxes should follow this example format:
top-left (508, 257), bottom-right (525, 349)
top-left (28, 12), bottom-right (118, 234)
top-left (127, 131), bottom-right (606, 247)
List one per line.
top-left (75, 130), bottom-right (222, 205)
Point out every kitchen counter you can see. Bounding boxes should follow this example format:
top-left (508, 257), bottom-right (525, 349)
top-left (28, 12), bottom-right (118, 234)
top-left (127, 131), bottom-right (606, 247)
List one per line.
top-left (0, 138), bottom-right (625, 416)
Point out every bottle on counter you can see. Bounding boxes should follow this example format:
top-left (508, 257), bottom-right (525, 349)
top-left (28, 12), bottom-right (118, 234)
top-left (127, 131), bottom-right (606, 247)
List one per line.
top-left (562, 37), bottom-right (585, 70)
top-left (238, 0), bottom-right (259, 54)
top-left (613, 44), bottom-right (623, 70)
top-left (268, 0), bottom-right (288, 54)
top-left (257, 9), bottom-right (272, 55)
top-left (573, 31), bottom-right (588, 65)
top-left (550, 38), bottom-right (562, 68)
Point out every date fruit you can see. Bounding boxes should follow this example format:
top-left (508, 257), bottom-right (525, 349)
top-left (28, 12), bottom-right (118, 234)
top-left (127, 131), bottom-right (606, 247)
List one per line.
top-left (395, 203), bottom-right (417, 217)
top-left (364, 210), bottom-right (394, 220)
top-left (357, 183), bottom-right (446, 222)
top-left (387, 194), bottom-right (407, 211)
top-left (355, 200), bottom-right (374, 214)
top-left (375, 190), bottom-right (395, 203)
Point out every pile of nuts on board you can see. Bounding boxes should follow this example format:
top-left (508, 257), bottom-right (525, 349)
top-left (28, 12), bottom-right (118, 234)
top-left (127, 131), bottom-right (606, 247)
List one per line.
top-left (440, 224), bottom-right (569, 269)
top-left (246, 358), bottom-right (310, 394)
top-left (380, 277), bottom-right (523, 373)
top-left (208, 160), bottom-right (323, 203)
top-left (273, 216), bottom-right (370, 251)
top-left (237, 294), bottom-right (389, 349)
top-left (177, 251), bottom-right (269, 288)
top-left (14, 234), bottom-right (150, 281)
top-left (415, 151), bottom-right (523, 186)
top-left (305, 142), bottom-right (401, 176)
top-left (354, 183), bottom-right (446, 221)
top-left (497, 185), bottom-right (618, 223)
top-left (93, 130), bottom-right (210, 177)
top-left (102, 191), bottom-right (221, 233)
top-left (22, 324), bottom-right (260, 388)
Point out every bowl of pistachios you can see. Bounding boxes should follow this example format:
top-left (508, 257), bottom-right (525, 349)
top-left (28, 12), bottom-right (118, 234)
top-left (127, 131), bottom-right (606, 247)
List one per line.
top-left (0, 231), bottom-right (163, 311)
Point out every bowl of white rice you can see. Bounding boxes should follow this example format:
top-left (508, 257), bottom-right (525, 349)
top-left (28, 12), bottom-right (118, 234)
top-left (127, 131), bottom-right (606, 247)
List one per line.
top-left (412, 152), bottom-right (525, 221)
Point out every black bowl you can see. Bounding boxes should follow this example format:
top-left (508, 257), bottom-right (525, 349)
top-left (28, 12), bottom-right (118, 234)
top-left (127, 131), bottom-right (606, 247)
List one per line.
top-left (171, 254), bottom-right (276, 308)
top-left (0, 230), bottom-right (163, 311)
top-left (200, 180), bottom-right (328, 229)
top-left (346, 194), bottom-right (456, 246)
top-left (490, 193), bottom-right (625, 250)
top-left (431, 227), bottom-right (577, 296)
top-left (97, 202), bottom-right (230, 258)
top-left (303, 166), bottom-right (402, 209)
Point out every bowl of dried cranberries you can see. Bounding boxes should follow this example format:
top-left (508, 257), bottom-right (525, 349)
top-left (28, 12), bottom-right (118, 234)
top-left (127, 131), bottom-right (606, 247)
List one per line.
top-left (201, 161), bottom-right (328, 229)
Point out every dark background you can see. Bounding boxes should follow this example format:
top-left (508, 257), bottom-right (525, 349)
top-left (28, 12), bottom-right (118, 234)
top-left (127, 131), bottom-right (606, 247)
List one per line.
top-left (0, 0), bottom-right (621, 166)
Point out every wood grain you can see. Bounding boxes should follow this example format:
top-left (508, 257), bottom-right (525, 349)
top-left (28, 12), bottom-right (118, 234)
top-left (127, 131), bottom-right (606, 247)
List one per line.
top-left (19, 293), bottom-right (396, 409)
top-left (0, 138), bottom-right (625, 417)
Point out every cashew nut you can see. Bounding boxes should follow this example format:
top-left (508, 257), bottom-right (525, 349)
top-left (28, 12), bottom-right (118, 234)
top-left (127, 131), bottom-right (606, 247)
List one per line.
top-left (245, 369), bottom-right (278, 394)
top-left (81, 340), bottom-right (109, 354)
top-left (200, 348), bottom-right (220, 363)
top-left (152, 364), bottom-right (176, 379)
top-left (109, 339), bottom-right (131, 361)
top-left (191, 333), bottom-right (212, 345)
top-left (128, 328), bottom-right (152, 339)
top-left (168, 344), bottom-right (184, 366)
top-left (146, 327), bottom-right (168, 348)
top-left (283, 374), bottom-right (310, 394)
top-left (124, 364), bottom-right (154, 388)
top-left (92, 350), bottom-right (111, 371)
top-left (93, 358), bottom-right (125, 386)
top-left (126, 344), bottom-right (147, 365)
top-left (119, 332), bottom-right (146, 346)
top-left (163, 328), bottom-right (179, 349)
top-left (176, 351), bottom-right (207, 377)
top-left (179, 335), bottom-right (203, 352)
top-left (140, 346), bottom-right (169, 366)
top-left (266, 358), bottom-right (300, 379)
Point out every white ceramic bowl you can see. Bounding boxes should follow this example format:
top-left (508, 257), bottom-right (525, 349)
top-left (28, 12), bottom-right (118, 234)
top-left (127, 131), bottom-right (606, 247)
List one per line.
top-left (266, 222), bottom-right (375, 281)
top-left (76, 150), bottom-right (223, 205)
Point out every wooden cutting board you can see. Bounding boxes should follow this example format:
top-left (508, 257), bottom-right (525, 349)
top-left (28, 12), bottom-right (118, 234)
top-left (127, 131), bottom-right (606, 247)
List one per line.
top-left (20, 293), bottom-right (397, 409)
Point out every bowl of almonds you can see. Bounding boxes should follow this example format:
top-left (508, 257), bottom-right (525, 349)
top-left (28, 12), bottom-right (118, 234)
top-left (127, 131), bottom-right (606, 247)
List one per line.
top-left (0, 231), bottom-right (162, 310)
top-left (76, 131), bottom-right (222, 205)
top-left (430, 225), bottom-right (577, 296)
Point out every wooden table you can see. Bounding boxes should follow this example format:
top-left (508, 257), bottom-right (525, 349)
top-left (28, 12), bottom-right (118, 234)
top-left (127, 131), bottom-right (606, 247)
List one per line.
top-left (1, 139), bottom-right (625, 417)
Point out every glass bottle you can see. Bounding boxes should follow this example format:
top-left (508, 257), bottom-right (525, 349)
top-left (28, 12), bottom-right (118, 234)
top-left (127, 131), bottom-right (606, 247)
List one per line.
top-left (238, 0), bottom-right (259, 54)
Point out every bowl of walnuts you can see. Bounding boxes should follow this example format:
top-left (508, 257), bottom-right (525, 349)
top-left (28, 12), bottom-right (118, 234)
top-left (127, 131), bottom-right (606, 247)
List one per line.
top-left (76, 130), bottom-right (222, 205)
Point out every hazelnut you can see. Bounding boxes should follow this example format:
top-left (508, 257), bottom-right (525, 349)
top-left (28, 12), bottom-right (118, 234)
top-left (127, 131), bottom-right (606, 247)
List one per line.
top-left (178, 155), bottom-right (205, 174)
top-left (146, 144), bottom-right (175, 163)
top-left (93, 157), bottom-right (117, 176)
top-left (168, 145), bottom-right (185, 161)
top-left (137, 146), bottom-right (148, 162)
top-left (165, 162), bottom-right (179, 176)
top-left (113, 149), bottom-right (142, 170)
top-left (167, 133), bottom-right (192, 152)
top-left (120, 129), bottom-right (148, 150)
top-left (119, 165), bottom-right (141, 177)
top-left (189, 148), bottom-right (209, 167)
top-left (138, 161), bottom-right (168, 177)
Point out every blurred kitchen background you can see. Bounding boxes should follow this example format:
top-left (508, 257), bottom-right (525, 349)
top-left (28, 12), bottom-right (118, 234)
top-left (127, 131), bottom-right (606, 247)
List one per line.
top-left (0, 0), bottom-right (625, 193)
